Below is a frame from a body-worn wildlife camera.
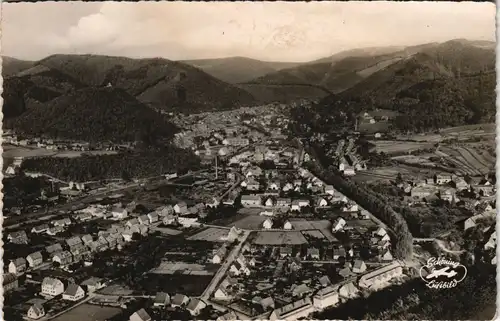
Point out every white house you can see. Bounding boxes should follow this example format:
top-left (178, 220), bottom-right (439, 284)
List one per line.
top-left (153, 292), bottom-right (170, 307)
top-left (41, 277), bottom-right (65, 297)
top-left (186, 298), bottom-right (207, 316)
top-left (283, 221), bottom-right (293, 230)
top-left (332, 218), bottom-right (347, 232)
top-left (313, 285), bottom-right (339, 310)
top-left (241, 195), bottom-right (262, 207)
top-left (26, 252), bottom-right (43, 268)
top-left (174, 202), bottom-right (188, 214)
top-left (9, 258), bottom-right (27, 275)
top-left (212, 247), bottom-right (228, 264)
top-left (291, 200), bottom-right (301, 212)
top-left (265, 197), bottom-right (275, 207)
top-left (316, 197), bottom-right (329, 207)
top-left (171, 294), bottom-right (190, 308)
top-left (214, 287), bottom-right (231, 301)
top-left (269, 298), bottom-right (314, 321)
top-left (129, 308), bottom-right (152, 321)
top-left (27, 303), bottom-right (45, 320)
top-left (358, 261), bottom-right (403, 289)
top-left (111, 207), bottom-right (128, 220)
top-left (62, 283), bottom-right (85, 301)
top-left (263, 218), bottom-right (273, 229)
top-left (352, 260), bottom-right (367, 274)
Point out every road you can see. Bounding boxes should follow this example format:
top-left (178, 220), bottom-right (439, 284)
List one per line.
top-left (200, 230), bottom-right (250, 301)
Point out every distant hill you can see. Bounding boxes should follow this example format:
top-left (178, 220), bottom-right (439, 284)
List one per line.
top-left (248, 40), bottom-right (495, 97)
top-left (181, 56), bottom-right (300, 84)
top-left (4, 87), bottom-right (179, 143)
top-left (2, 56), bottom-right (34, 77)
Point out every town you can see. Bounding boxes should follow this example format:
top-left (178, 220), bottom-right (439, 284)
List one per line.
top-left (3, 102), bottom-right (496, 321)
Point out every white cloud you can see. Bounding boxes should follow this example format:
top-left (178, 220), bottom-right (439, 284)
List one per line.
top-left (2, 1), bottom-right (496, 62)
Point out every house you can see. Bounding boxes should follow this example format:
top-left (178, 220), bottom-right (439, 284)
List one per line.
top-left (153, 292), bottom-right (170, 307)
top-left (440, 189), bottom-right (458, 202)
top-left (27, 303), bottom-right (45, 320)
top-left (260, 296), bottom-right (276, 310)
top-left (358, 261), bottom-right (403, 289)
top-left (464, 210), bottom-right (496, 231)
top-left (26, 252), bottom-right (43, 268)
top-left (264, 197), bottom-right (275, 207)
top-left (276, 198), bottom-right (292, 207)
top-left (473, 184), bottom-right (495, 197)
top-left (186, 298), bottom-right (207, 316)
top-left (31, 224), bottom-right (49, 234)
top-left (381, 250), bottom-right (393, 261)
top-left (453, 177), bottom-right (469, 191)
top-left (8, 230), bottom-right (28, 244)
top-left (291, 200), bottom-right (301, 212)
top-left (324, 185), bottom-right (335, 196)
top-left (138, 215), bottom-right (150, 225)
top-left (410, 186), bottom-right (437, 199)
top-left (343, 166), bottom-right (356, 176)
top-left (343, 203), bottom-right (359, 212)
top-left (216, 311), bottom-right (239, 321)
top-left (332, 217), bottom-right (347, 232)
top-left (485, 231), bottom-right (496, 250)
top-left (269, 298), bottom-right (314, 321)
top-left (338, 281), bottom-right (359, 298)
top-left (53, 218), bottom-right (72, 227)
top-left (9, 258), bottom-right (27, 275)
top-left (126, 218), bottom-right (140, 228)
top-left (333, 248), bottom-right (346, 260)
top-left (174, 201), bottom-right (188, 214)
top-left (129, 308), bottom-right (152, 321)
top-left (4, 273), bottom-right (19, 292)
top-left (316, 197), bottom-right (329, 207)
top-left (212, 246), bottom-right (228, 264)
top-left (313, 285), bottom-right (339, 310)
top-left (282, 182), bottom-right (294, 192)
top-left (214, 286), bottom-right (231, 301)
top-left (241, 195), bottom-right (262, 207)
top-left (81, 277), bottom-right (105, 293)
top-left (284, 220), bottom-right (293, 230)
top-left (292, 284), bottom-right (313, 297)
top-left (53, 251), bottom-right (74, 266)
top-left (375, 227), bottom-right (387, 237)
top-left (263, 218), bottom-right (273, 229)
top-left (268, 180), bottom-right (281, 191)
top-left (318, 276), bottom-right (331, 287)
top-left (306, 247), bottom-right (320, 260)
top-left (41, 277), bottom-right (65, 296)
top-left (245, 166), bottom-right (263, 178)
top-left (63, 283), bottom-right (85, 301)
top-left (246, 179), bottom-right (261, 191)
top-left (147, 212), bottom-right (159, 224)
top-left (260, 210), bottom-right (274, 217)
top-left (352, 260), bottom-right (367, 273)
top-left (66, 236), bottom-right (83, 248)
top-left (435, 173), bottom-right (453, 185)
top-left (230, 260), bottom-right (250, 276)
top-left (171, 294), bottom-right (190, 308)
top-left (81, 235), bottom-right (93, 245)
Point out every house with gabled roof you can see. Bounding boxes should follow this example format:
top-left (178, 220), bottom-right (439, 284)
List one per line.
top-left (171, 294), bottom-right (190, 308)
top-left (32, 224), bottom-right (49, 234)
top-left (9, 258), bottom-right (27, 275)
top-left (27, 303), bottom-right (45, 320)
top-left (26, 252), bottom-right (43, 268)
top-left (186, 298), bottom-right (207, 316)
top-left (313, 285), bottom-right (339, 310)
top-left (352, 260), bottom-right (367, 273)
top-left (129, 308), bottom-right (152, 321)
top-left (41, 277), bottom-right (65, 297)
top-left (332, 217), bottom-right (346, 232)
top-left (153, 292), bottom-right (170, 307)
top-left (8, 230), bottom-right (28, 244)
top-left (269, 297), bottom-right (314, 321)
top-left (53, 251), bottom-right (73, 266)
top-left (63, 283), bottom-right (85, 301)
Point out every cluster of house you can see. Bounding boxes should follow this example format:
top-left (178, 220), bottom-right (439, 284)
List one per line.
top-left (5, 156), bottom-right (24, 176)
top-left (127, 293), bottom-right (210, 321)
top-left (333, 138), bottom-right (368, 176)
top-left (3, 134), bottom-right (91, 151)
top-left (212, 249), bottom-right (404, 320)
top-left (229, 145), bottom-right (302, 168)
top-left (403, 174), bottom-right (495, 204)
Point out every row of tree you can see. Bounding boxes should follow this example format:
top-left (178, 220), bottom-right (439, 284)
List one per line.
top-left (20, 146), bottom-right (201, 182)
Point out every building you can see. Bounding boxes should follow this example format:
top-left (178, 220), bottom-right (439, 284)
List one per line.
top-left (358, 261), bottom-right (403, 289)
top-left (129, 308), bottom-right (152, 321)
top-left (216, 311), bottom-right (239, 321)
top-left (63, 283), bottom-right (85, 301)
top-left (212, 246), bottom-right (228, 264)
top-left (316, 197), bottom-right (329, 207)
top-left (32, 224), bottom-right (49, 234)
top-left (174, 201), bottom-right (188, 214)
top-left (284, 221), bottom-right (293, 230)
top-left (435, 173), bottom-right (453, 185)
top-left (214, 286), bottom-right (231, 301)
top-left (241, 195), bottom-right (262, 207)
top-left (313, 285), bottom-right (339, 310)
top-left (81, 277), bottom-right (105, 293)
top-left (307, 247), bottom-right (320, 260)
top-left (338, 282), bottom-right (359, 298)
top-left (186, 298), bottom-right (207, 316)
top-left (27, 303), bottom-right (45, 320)
top-left (263, 218), bottom-right (273, 229)
top-left (269, 298), bottom-right (314, 321)
top-left (41, 277), bottom-right (65, 297)
top-left (153, 292), bottom-right (170, 307)
top-left (332, 218), bottom-right (347, 232)
top-left (53, 251), bottom-right (73, 266)
top-left (276, 198), bottom-right (292, 207)
top-left (26, 252), bottom-right (43, 268)
top-left (9, 258), bottom-right (27, 275)
top-left (4, 273), bottom-right (19, 292)
top-left (171, 294), bottom-right (190, 308)
top-left (8, 230), bottom-right (28, 244)
top-left (352, 260), bottom-right (367, 273)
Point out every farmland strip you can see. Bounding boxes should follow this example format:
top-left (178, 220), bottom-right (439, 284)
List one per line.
top-left (466, 147), bottom-right (493, 170)
top-left (456, 148), bottom-right (487, 174)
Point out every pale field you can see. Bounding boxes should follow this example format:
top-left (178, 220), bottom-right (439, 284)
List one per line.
top-left (253, 231), bottom-right (308, 245)
top-left (50, 304), bottom-right (122, 321)
top-left (151, 262), bottom-right (214, 275)
top-left (369, 140), bottom-right (434, 154)
top-left (232, 215), bottom-right (268, 229)
top-left (97, 284), bottom-right (134, 296)
top-left (187, 227), bottom-right (229, 242)
top-left (3, 145), bottom-right (117, 159)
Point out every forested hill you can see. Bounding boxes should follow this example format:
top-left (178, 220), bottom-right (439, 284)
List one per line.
top-left (4, 87), bottom-right (180, 143)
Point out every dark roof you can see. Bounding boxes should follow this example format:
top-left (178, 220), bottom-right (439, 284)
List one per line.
top-left (64, 283), bottom-right (82, 297)
top-left (3, 273), bottom-right (17, 284)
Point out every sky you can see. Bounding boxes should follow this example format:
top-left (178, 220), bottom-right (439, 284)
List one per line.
top-left (1, 1), bottom-right (496, 62)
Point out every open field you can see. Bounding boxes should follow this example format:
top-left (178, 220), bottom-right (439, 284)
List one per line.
top-left (252, 231), bottom-right (308, 245)
top-left (98, 284), bottom-right (134, 296)
top-left (139, 274), bottom-right (213, 296)
top-left (187, 227), bottom-right (229, 242)
top-left (232, 215), bottom-right (268, 229)
top-left (50, 304), bottom-right (122, 321)
top-left (352, 165), bottom-right (437, 183)
top-left (3, 144), bottom-right (118, 160)
top-left (151, 262), bottom-right (218, 275)
top-left (288, 219), bottom-right (331, 231)
top-left (301, 230), bottom-right (326, 239)
top-left (438, 145), bottom-right (494, 176)
top-left (439, 123), bottom-right (495, 137)
top-left (369, 140), bottom-right (434, 154)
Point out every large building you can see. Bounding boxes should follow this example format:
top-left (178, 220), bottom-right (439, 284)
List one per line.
top-left (358, 261), bottom-right (403, 289)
